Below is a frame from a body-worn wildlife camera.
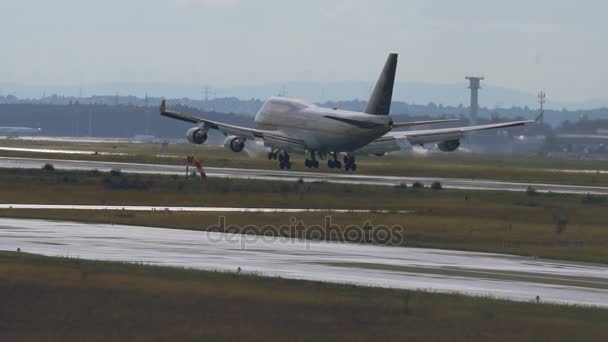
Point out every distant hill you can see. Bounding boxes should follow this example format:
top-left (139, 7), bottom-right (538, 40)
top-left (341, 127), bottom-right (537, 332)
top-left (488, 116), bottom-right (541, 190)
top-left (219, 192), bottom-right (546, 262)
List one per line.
top-left (2, 81), bottom-right (606, 111)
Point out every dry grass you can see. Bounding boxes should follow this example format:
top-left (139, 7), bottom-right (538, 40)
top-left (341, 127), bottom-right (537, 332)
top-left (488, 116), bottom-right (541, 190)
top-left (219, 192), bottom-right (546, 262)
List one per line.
top-left (0, 251), bottom-right (606, 341)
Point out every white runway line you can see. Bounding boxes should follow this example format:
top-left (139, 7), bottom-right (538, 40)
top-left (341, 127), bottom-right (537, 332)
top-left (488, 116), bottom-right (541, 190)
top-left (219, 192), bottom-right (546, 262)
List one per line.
top-left (0, 146), bottom-right (127, 156)
top-left (0, 204), bottom-right (410, 214)
top-left (1, 218), bottom-right (607, 307)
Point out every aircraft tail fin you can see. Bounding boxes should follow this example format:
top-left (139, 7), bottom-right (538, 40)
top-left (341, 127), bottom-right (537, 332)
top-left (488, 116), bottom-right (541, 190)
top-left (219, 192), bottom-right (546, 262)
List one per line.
top-left (365, 53), bottom-right (398, 116)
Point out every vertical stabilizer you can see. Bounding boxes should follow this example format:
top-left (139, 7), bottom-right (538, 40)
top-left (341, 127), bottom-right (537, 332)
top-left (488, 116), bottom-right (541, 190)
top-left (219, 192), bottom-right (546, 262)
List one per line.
top-left (364, 53), bottom-right (398, 115)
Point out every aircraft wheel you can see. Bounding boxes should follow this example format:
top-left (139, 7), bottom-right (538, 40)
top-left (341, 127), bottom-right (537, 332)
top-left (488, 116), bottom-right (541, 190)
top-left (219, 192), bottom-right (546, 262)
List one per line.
top-left (328, 160), bottom-right (335, 168)
top-left (351, 163), bottom-right (357, 172)
top-left (335, 161), bottom-right (342, 169)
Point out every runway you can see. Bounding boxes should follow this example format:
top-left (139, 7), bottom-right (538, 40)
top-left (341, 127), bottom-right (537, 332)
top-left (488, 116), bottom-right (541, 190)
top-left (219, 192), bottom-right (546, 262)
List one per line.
top-left (0, 204), bottom-right (409, 214)
top-left (1, 218), bottom-right (607, 307)
top-left (1, 156), bottom-right (608, 195)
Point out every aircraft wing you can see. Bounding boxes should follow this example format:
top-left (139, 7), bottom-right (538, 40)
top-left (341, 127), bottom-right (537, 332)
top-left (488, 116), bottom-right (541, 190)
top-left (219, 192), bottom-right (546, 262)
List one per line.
top-left (160, 100), bottom-right (306, 150)
top-left (391, 118), bottom-right (459, 128)
top-left (358, 119), bottom-right (535, 155)
top-left (388, 119), bottom-right (534, 145)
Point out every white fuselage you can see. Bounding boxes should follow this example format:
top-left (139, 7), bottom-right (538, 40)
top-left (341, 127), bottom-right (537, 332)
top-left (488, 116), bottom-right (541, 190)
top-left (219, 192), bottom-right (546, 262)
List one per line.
top-left (254, 97), bottom-right (392, 152)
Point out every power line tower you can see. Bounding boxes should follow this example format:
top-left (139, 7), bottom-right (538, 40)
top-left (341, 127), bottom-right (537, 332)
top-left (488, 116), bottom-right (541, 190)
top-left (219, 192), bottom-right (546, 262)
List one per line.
top-left (145, 92), bottom-right (151, 136)
top-left (88, 110), bottom-right (93, 137)
top-left (202, 86), bottom-right (210, 110)
top-left (537, 91), bottom-right (546, 124)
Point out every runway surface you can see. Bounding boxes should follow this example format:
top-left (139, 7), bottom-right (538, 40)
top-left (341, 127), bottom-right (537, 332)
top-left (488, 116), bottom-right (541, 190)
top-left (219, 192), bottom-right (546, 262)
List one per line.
top-left (1, 156), bottom-right (608, 195)
top-left (0, 146), bottom-right (128, 156)
top-left (0, 204), bottom-right (409, 214)
top-left (2, 218), bottom-right (607, 307)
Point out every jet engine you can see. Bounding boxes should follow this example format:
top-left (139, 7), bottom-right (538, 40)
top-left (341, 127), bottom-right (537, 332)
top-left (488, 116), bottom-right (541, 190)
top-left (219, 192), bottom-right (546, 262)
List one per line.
top-left (186, 127), bottom-right (208, 145)
top-left (437, 139), bottom-right (460, 152)
top-left (224, 135), bottom-right (245, 153)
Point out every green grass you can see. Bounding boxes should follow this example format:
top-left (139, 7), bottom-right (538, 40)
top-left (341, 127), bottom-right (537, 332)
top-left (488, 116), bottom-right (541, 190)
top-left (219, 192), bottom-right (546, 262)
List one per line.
top-left (1, 251), bottom-right (606, 341)
top-left (2, 138), bottom-right (608, 186)
top-left (1, 168), bottom-right (608, 263)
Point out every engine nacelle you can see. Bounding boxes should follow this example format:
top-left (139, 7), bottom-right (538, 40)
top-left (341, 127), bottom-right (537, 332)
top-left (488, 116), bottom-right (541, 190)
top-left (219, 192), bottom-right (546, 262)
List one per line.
top-left (224, 135), bottom-right (245, 153)
top-left (186, 127), bottom-right (208, 145)
top-left (437, 139), bottom-right (460, 152)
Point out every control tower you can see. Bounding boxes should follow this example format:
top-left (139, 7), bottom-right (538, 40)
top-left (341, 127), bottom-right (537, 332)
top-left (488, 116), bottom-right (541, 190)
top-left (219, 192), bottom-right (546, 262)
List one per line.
top-left (466, 75), bottom-right (484, 125)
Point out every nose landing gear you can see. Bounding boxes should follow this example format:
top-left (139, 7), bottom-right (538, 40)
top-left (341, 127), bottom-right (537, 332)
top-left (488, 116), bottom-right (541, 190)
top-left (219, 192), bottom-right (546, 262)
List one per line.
top-left (267, 150), bottom-right (279, 160)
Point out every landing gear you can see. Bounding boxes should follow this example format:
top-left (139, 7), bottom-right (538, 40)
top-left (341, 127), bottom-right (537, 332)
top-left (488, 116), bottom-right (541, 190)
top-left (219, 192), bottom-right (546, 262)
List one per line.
top-left (267, 150), bottom-right (278, 160)
top-left (343, 154), bottom-right (357, 171)
top-left (278, 152), bottom-right (291, 170)
top-left (327, 152), bottom-right (342, 169)
top-left (305, 150), bottom-right (319, 169)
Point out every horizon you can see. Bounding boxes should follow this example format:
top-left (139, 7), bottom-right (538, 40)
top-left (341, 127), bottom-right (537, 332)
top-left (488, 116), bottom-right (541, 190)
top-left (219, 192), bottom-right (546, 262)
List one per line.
top-left (2, 0), bottom-right (608, 105)
top-left (0, 79), bottom-right (602, 111)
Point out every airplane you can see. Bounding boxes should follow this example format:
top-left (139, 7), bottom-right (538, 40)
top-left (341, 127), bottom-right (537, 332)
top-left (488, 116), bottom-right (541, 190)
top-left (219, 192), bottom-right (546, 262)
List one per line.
top-left (160, 53), bottom-right (538, 172)
top-left (0, 126), bottom-right (42, 137)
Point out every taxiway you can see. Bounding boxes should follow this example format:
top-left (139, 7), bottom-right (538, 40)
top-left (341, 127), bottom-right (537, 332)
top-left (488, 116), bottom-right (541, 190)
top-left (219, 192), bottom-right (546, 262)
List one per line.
top-left (1, 218), bottom-right (607, 307)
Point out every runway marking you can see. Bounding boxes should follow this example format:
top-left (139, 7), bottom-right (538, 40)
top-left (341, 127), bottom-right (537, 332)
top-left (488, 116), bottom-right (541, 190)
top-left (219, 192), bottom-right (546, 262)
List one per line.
top-left (0, 146), bottom-right (127, 156)
top-left (325, 262), bottom-right (608, 290)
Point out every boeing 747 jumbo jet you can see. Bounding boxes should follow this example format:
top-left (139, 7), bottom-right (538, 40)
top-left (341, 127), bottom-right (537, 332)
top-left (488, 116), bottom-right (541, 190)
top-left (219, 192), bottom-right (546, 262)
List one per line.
top-left (161, 53), bottom-right (538, 171)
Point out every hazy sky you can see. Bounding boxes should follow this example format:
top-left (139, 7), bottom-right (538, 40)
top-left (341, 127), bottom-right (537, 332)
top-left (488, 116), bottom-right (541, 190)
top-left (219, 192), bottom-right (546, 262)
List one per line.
top-left (2, 0), bottom-right (607, 102)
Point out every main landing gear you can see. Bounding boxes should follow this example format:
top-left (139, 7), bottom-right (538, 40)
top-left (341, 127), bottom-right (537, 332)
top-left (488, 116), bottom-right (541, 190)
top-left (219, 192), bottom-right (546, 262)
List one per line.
top-left (318, 151), bottom-right (356, 172)
top-left (327, 152), bottom-right (342, 169)
top-left (269, 149), bottom-right (291, 169)
top-left (277, 151), bottom-right (292, 170)
top-left (269, 149), bottom-right (356, 172)
top-left (279, 153), bottom-right (291, 170)
top-left (305, 150), bottom-right (319, 169)
top-left (343, 154), bottom-right (357, 171)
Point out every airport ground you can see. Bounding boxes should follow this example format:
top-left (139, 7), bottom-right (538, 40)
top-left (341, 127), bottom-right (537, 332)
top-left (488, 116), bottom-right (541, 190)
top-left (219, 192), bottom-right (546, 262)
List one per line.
top-left (1, 138), bottom-right (608, 186)
top-left (2, 139), bottom-right (607, 339)
top-left (1, 168), bottom-right (607, 264)
top-left (1, 251), bottom-right (607, 341)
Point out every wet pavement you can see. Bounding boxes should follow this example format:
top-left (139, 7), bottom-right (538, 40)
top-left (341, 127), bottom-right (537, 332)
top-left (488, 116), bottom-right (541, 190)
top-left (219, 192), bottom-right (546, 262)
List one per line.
top-left (1, 218), bottom-right (607, 307)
